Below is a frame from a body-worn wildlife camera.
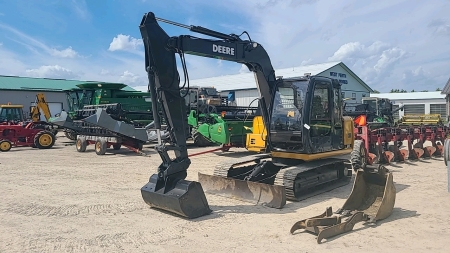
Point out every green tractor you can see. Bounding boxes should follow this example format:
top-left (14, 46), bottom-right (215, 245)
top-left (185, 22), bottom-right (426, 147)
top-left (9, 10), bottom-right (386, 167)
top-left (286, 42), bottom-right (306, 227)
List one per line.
top-left (181, 87), bottom-right (258, 148)
top-left (62, 82), bottom-right (155, 140)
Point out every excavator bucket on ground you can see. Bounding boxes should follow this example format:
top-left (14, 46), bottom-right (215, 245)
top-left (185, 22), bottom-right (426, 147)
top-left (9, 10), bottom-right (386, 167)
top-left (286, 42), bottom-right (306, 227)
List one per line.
top-left (290, 165), bottom-right (396, 243)
top-left (197, 172), bottom-right (286, 208)
top-left (141, 174), bottom-right (212, 219)
top-left (197, 154), bottom-right (286, 208)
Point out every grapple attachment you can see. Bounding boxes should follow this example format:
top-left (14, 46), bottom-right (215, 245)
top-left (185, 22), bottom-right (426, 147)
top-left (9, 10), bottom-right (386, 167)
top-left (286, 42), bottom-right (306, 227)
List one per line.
top-left (198, 172), bottom-right (286, 208)
top-left (290, 166), bottom-right (396, 243)
top-left (141, 174), bottom-right (212, 219)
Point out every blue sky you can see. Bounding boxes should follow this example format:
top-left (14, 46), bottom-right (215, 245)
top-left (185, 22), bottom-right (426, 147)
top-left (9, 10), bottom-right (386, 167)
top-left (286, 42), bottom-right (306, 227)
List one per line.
top-left (0, 0), bottom-right (449, 93)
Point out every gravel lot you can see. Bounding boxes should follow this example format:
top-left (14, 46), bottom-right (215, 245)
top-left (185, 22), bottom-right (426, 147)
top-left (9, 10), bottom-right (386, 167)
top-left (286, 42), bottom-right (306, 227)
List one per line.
top-left (1, 133), bottom-right (449, 253)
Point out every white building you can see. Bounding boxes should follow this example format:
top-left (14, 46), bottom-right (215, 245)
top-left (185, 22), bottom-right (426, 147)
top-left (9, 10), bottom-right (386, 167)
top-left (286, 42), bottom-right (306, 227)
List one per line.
top-left (189, 61), bottom-right (373, 107)
top-left (370, 91), bottom-right (446, 120)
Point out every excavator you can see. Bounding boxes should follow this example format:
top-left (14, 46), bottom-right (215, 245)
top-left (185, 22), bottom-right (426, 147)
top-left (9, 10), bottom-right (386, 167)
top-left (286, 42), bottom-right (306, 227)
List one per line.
top-left (139, 12), bottom-right (396, 240)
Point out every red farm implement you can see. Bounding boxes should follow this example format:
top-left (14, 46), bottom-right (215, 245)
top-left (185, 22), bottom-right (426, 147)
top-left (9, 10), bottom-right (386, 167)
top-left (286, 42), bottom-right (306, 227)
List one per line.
top-left (351, 124), bottom-right (449, 168)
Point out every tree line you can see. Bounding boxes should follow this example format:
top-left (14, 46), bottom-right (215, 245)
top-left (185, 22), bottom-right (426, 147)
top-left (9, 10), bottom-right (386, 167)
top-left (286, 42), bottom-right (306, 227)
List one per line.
top-left (372, 88), bottom-right (442, 93)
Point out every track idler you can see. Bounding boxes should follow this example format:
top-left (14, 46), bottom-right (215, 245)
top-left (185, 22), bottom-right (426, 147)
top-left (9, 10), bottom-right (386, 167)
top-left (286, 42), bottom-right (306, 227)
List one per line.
top-left (141, 174), bottom-right (212, 219)
top-left (290, 165), bottom-right (396, 243)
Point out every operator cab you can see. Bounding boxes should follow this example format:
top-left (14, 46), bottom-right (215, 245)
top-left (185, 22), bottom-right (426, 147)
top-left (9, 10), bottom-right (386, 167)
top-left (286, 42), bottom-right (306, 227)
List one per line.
top-left (269, 76), bottom-right (343, 154)
top-left (0, 104), bottom-right (25, 123)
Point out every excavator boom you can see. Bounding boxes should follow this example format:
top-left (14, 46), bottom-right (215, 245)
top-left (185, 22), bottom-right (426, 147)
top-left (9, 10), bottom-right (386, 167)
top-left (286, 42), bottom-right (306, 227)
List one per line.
top-left (139, 12), bottom-right (280, 218)
top-left (31, 93), bottom-right (52, 122)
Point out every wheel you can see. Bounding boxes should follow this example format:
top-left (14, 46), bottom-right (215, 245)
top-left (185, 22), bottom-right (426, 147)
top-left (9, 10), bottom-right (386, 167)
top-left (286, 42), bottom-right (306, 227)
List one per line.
top-left (444, 139), bottom-right (450, 166)
top-left (64, 130), bottom-right (77, 140)
top-left (33, 130), bottom-right (56, 149)
top-left (0, 140), bottom-right (12, 152)
top-left (112, 143), bottom-right (121, 150)
top-left (95, 139), bottom-right (107, 155)
top-left (350, 140), bottom-right (367, 171)
top-left (76, 137), bottom-right (87, 152)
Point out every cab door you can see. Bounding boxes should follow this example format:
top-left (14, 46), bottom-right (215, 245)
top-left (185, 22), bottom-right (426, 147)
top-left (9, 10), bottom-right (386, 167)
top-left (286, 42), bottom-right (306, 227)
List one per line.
top-left (331, 83), bottom-right (344, 150)
top-left (309, 79), bottom-right (333, 153)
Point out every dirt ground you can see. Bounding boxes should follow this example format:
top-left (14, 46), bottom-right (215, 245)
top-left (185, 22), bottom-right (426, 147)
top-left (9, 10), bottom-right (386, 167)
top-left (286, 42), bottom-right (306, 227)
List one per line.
top-left (1, 133), bottom-right (450, 253)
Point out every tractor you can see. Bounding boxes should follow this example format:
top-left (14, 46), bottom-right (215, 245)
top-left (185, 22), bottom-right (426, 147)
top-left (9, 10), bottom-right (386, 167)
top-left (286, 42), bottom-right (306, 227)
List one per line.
top-left (0, 103), bottom-right (56, 152)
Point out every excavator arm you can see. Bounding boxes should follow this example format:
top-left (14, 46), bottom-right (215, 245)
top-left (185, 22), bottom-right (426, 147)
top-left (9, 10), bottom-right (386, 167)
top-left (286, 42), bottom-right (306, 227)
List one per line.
top-left (30, 93), bottom-right (52, 122)
top-left (139, 12), bottom-right (278, 218)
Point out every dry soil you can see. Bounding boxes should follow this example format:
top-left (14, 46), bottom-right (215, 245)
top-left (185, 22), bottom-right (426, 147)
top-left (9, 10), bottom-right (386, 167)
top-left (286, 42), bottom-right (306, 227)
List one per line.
top-left (1, 133), bottom-right (449, 253)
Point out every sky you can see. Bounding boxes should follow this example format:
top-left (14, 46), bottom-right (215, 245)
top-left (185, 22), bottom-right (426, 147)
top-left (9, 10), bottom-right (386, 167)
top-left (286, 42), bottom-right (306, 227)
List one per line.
top-left (0, 0), bottom-right (449, 93)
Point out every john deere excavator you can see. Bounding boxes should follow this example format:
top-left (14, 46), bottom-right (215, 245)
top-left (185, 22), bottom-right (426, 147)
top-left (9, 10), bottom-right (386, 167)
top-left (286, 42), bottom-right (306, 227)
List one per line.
top-left (139, 12), bottom-right (396, 233)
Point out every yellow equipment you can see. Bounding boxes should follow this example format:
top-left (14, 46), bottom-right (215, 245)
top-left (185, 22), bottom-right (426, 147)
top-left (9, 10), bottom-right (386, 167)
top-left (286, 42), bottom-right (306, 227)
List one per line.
top-left (244, 116), bottom-right (267, 153)
top-left (30, 93), bottom-right (52, 122)
top-left (398, 114), bottom-right (444, 126)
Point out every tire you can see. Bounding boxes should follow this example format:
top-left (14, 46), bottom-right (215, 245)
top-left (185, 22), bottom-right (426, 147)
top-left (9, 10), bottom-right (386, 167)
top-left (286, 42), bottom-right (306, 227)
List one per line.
top-left (192, 130), bottom-right (213, 147)
top-left (64, 130), bottom-right (77, 141)
top-left (113, 144), bottom-right (121, 150)
top-left (0, 140), bottom-right (12, 152)
top-left (33, 130), bottom-right (56, 149)
top-left (350, 139), bottom-right (367, 171)
top-left (95, 139), bottom-right (107, 155)
top-left (444, 138), bottom-right (450, 166)
top-left (76, 137), bottom-right (87, 152)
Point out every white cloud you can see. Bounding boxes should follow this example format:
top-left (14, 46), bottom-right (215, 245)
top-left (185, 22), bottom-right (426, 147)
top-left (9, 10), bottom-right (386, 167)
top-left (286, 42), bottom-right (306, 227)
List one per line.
top-left (50, 46), bottom-right (78, 58)
top-left (239, 64), bottom-right (250, 74)
top-left (328, 41), bottom-right (409, 86)
top-left (200, 0), bottom-right (450, 92)
top-left (71, 0), bottom-right (90, 21)
top-left (118, 70), bottom-right (145, 85)
top-left (25, 65), bottom-right (80, 79)
top-left (401, 67), bottom-right (441, 91)
top-left (0, 23), bottom-right (80, 58)
top-left (428, 19), bottom-right (450, 36)
top-left (1, 0), bottom-right (450, 93)
top-left (108, 34), bottom-right (143, 52)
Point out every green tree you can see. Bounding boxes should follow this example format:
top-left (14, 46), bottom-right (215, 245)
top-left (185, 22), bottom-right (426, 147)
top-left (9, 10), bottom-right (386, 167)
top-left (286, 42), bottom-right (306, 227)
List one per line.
top-left (436, 88), bottom-right (442, 91)
top-left (372, 90), bottom-right (380, 93)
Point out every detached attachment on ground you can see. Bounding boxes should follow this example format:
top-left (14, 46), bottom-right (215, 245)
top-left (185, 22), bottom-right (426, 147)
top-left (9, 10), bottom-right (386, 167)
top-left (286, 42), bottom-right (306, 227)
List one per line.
top-left (290, 165), bottom-right (396, 243)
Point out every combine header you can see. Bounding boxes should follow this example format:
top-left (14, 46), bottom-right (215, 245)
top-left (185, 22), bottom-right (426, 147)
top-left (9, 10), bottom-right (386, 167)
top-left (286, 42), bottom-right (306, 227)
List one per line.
top-left (51, 109), bottom-right (162, 155)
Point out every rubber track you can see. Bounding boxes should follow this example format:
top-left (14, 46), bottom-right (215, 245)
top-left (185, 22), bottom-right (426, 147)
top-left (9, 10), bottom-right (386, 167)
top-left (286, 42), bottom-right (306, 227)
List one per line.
top-left (274, 158), bottom-right (349, 201)
top-left (213, 154), bottom-right (349, 201)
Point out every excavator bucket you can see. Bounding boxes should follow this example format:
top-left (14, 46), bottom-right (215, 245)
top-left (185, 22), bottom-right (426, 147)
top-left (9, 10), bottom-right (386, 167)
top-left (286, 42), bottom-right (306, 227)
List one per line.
top-left (141, 174), bottom-right (212, 219)
top-left (339, 166), bottom-right (396, 222)
top-left (197, 173), bottom-right (286, 208)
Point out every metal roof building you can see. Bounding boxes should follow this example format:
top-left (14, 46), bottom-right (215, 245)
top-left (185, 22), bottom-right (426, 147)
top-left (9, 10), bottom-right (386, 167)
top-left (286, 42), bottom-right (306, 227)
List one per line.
top-left (370, 91), bottom-right (446, 121)
top-left (188, 61), bottom-right (373, 107)
top-left (0, 75), bottom-right (136, 118)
